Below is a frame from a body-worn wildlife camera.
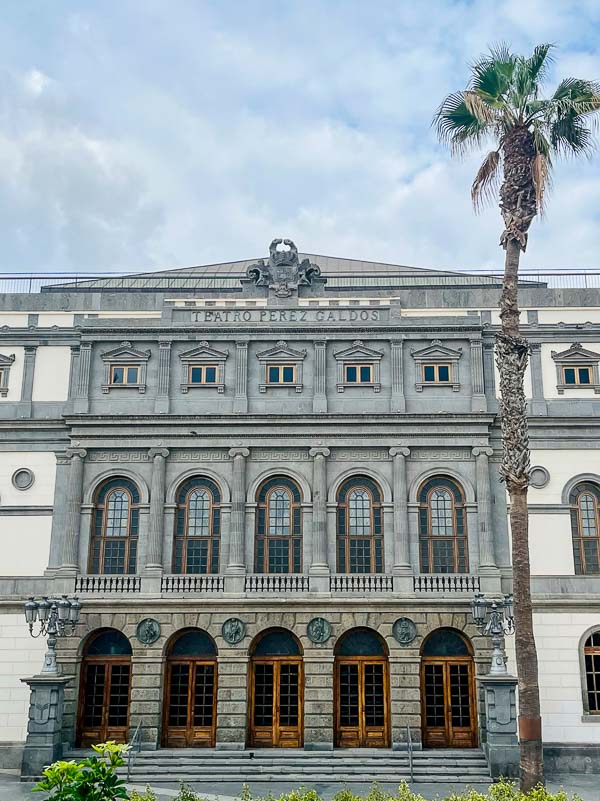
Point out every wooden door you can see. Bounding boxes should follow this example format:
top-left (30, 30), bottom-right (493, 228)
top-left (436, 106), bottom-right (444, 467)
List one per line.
top-left (78, 658), bottom-right (131, 746)
top-left (250, 657), bottom-right (303, 747)
top-left (421, 657), bottom-right (477, 748)
top-left (335, 657), bottom-right (389, 747)
top-left (163, 660), bottom-right (217, 747)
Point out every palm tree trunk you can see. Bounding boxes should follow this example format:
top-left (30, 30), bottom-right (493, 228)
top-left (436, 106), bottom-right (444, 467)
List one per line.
top-left (497, 235), bottom-right (544, 791)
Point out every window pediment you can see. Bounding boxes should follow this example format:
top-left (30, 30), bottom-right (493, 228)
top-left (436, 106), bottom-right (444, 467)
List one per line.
top-left (410, 339), bottom-right (462, 392)
top-left (551, 343), bottom-right (600, 394)
top-left (333, 340), bottom-right (383, 393)
top-left (179, 341), bottom-right (228, 393)
top-left (256, 341), bottom-right (306, 393)
top-left (0, 352), bottom-right (15, 398)
top-left (100, 341), bottom-right (151, 394)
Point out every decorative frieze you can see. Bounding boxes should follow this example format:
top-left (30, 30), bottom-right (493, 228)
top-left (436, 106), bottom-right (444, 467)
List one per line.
top-left (88, 451), bottom-right (150, 462)
top-left (330, 449), bottom-right (390, 461)
top-left (411, 448), bottom-right (472, 461)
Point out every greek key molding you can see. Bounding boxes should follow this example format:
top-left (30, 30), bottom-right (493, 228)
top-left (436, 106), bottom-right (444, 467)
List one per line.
top-left (169, 450), bottom-right (231, 462)
top-left (252, 450), bottom-right (311, 461)
top-left (88, 451), bottom-right (150, 462)
top-left (411, 449), bottom-right (472, 461)
top-left (330, 449), bottom-right (390, 461)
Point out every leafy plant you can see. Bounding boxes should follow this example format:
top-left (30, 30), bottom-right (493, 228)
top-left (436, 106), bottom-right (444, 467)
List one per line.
top-left (33, 741), bottom-right (130, 801)
top-left (129, 786), bottom-right (158, 801)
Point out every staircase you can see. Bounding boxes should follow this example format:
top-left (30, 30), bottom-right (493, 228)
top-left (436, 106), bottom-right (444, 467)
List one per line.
top-left (94, 748), bottom-right (492, 784)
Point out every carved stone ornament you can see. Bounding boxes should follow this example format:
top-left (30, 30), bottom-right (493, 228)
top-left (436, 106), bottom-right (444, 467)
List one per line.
top-left (392, 617), bottom-right (417, 646)
top-left (307, 617), bottom-right (332, 644)
top-left (136, 618), bottom-right (161, 646)
top-left (246, 238), bottom-right (322, 297)
top-left (222, 617), bottom-right (246, 645)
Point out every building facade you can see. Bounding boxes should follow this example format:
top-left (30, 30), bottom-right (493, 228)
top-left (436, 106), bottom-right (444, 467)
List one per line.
top-left (1, 241), bottom-right (600, 774)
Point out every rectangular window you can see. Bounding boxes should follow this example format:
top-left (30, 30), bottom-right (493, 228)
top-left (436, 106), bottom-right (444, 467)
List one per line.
top-left (344, 364), bottom-right (373, 384)
top-left (111, 365), bottom-right (140, 385)
top-left (189, 364), bottom-right (218, 384)
top-left (267, 365), bottom-right (296, 384)
top-left (563, 366), bottom-right (591, 385)
top-left (423, 364), bottom-right (451, 383)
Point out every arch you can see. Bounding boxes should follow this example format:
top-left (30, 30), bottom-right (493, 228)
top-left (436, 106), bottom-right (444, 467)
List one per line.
top-left (409, 467), bottom-right (475, 504)
top-left (336, 475), bottom-right (384, 574)
top-left (248, 467), bottom-right (312, 505)
top-left (173, 476), bottom-right (222, 574)
top-left (163, 627), bottom-right (218, 747)
top-left (420, 627), bottom-right (477, 748)
top-left (328, 467), bottom-right (392, 504)
top-left (166, 468), bottom-right (230, 504)
top-left (569, 480), bottom-right (600, 575)
top-left (335, 627), bottom-right (388, 657)
top-left (254, 476), bottom-right (303, 573)
top-left (78, 628), bottom-right (132, 746)
top-left (249, 627), bottom-right (304, 747)
top-left (84, 469), bottom-right (150, 505)
top-left (562, 473), bottom-right (600, 506)
top-left (579, 626), bottom-right (600, 715)
top-left (418, 475), bottom-right (469, 574)
top-left (89, 476), bottom-right (141, 575)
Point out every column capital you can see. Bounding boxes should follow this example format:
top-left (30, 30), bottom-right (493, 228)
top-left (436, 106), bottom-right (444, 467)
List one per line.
top-left (229, 447), bottom-right (250, 458)
top-left (235, 340), bottom-right (249, 349)
top-left (472, 446), bottom-right (493, 458)
top-left (309, 447), bottom-right (330, 458)
top-left (148, 447), bottom-right (169, 460)
top-left (65, 448), bottom-right (87, 461)
top-left (158, 338), bottom-right (172, 347)
top-left (529, 341), bottom-right (541, 352)
top-left (389, 446), bottom-right (410, 458)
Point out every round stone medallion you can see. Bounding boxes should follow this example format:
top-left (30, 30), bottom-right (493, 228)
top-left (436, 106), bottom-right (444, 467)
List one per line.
top-left (222, 617), bottom-right (246, 645)
top-left (392, 617), bottom-right (417, 646)
top-left (307, 617), bottom-right (332, 643)
top-left (12, 468), bottom-right (35, 490)
top-left (530, 466), bottom-right (550, 489)
top-left (136, 618), bottom-right (161, 646)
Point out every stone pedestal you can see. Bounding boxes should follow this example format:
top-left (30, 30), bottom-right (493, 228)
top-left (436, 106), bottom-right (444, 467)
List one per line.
top-left (20, 674), bottom-right (73, 780)
top-left (479, 673), bottom-right (519, 778)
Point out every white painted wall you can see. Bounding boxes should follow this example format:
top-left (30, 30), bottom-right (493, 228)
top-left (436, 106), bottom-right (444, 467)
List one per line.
top-left (505, 613), bottom-right (600, 744)
top-left (32, 346), bottom-right (72, 402)
top-left (0, 346), bottom-right (24, 402)
top-left (0, 451), bottom-right (56, 507)
top-left (0, 613), bottom-right (47, 744)
top-left (0, 314), bottom-right (28, 327)
top-left (541, 342), bottom-right (600, 399)
top-left (529, 513), bottom-right (575, 575)
top-left (1, 516), bottom-right (52, 575)
top-left (538, 309), bottom-right (600, 324)
top-left (37, 313), bottom-right (75, 327)
top-left (528, 449), bottom-right (600, 504)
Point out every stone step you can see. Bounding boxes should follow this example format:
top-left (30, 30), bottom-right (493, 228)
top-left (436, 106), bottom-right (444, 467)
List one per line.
top-left (122, 774), bottom-right (492, 784)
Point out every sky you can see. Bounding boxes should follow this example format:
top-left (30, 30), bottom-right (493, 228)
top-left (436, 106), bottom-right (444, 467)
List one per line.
top-left (1, 0), bottom-right (600, 275)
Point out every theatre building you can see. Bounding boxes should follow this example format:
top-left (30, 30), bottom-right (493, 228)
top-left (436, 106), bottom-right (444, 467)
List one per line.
top-left (1, 240), bottom-right (600, 779)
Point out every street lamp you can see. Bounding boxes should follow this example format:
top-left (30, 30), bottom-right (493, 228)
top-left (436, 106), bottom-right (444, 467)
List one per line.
top-left (471, 592), bottom-right (515, 675)
top-left (24, 595), bottom-right (82, 675)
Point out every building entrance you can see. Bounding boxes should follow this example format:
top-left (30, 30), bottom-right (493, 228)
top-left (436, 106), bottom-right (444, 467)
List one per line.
top-left (163, 629), bottom-right (217, 747)
top-left (421, 628), bottom-right (477, 748)
top-left (77, 629), bottom-right (132, 746)
top-left (334, 628), bottom-right (390, 747)
top-left (249, 629), bottom-right (303, 747)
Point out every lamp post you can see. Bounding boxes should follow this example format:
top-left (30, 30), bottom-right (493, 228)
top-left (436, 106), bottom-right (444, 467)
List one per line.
top-left (24, 595), bottom-right (81, 675)
top-left (471, 592), bottom-right (514, 675)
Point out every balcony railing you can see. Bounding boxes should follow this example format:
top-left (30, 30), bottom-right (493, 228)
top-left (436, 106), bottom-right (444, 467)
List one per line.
top-left (161, 575), bottom-right (224, 593)
top-left (330, 574), bottom-right (394, 593)
top-left (245, 574), bottom-right (310, 593)
top-left (413, 574), bottom-right (480, 593)
top-left (75, 575), bottom-right (142, 593)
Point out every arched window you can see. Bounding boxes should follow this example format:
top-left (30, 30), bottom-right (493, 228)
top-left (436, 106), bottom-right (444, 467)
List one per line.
top-left (570, 482), bottom-right (600, 575)
top-left (90, 478), bottom-right (140, 574)
top-left (255, 477), bottom-right (302, 573)
top-left (583, 630), bottom-right (600, 714)
top-left (174, 477), bottom-right (221, 574)
top-left (336, 476), bottom-right (383, 574)
top-left (418, 477), bottom-right (468, 574)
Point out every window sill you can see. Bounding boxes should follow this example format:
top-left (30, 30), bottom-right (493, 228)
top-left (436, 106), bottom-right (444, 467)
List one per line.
top-left (102, 383), bottom-right (146, 394)
top-left (581, 714), bottom-right (600, 723)
top-left (557, 384), bottom-right (600, 394)
top-left (337, 383), bottom-right (381, 393)
top-left (181, 383), bottom-right (225, 393)
top-left (259, 383), bottom-right (303, 393)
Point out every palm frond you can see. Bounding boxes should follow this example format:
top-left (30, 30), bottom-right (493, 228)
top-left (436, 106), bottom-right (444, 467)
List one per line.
top-left (531, 152), bottom-right (551, 216)
top-left (463, 91), bottom-right (498, 124)
top-left (550, 111), bottom-right (594, 156)
top-left (471, 150), bottom-right (501, 212)
top-left (470, 56), bottom-right (511, 102)
top-left (524, 44), bottom-right (555, 84)
top-left (433, 91), bottom-right (492, 153)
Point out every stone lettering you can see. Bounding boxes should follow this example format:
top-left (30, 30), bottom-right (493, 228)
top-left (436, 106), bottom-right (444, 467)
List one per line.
top-left (190, 308), bottom-right (386, 325)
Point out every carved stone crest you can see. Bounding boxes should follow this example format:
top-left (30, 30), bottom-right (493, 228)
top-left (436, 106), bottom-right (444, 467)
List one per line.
top-left (392, 617), bottom-right (417, 645)
top-left (136, 618), bottom-right (161, 646)
top-left (222, 617), bottom-right (246, 645)
top-left (246, 238), bottom-right (322, 298)
top-left (307, 617), bottom-right (332, 644)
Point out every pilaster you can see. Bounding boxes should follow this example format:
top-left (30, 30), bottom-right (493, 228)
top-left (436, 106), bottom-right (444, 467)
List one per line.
top-left (470, 338), bottom-right (487, 412)
top-left (74, 342), bottom-right (92, 413)
top-left (529, 342), bottom-right (548, 416)
top-left (144, 447), bottom-right (169, 576)
top-left (58, 449), bottom-right (88, 575)
top-left (483, 341), bottom-right (498, 413)
top-left (390, 339), bottom-right (406, 413)
top-left (389, 447), bottom-right (412, 591)
top-left (18, 345), bottom-right (37, 418)
top-left (309, 447), bottom-right (330, 589)
top-left (233, 341), bottom-right (248, 414)
top-left (472, 447), bottom-right (501, 591)
top-left (312, 341), bottom-right (327, 413)
top-left (226, 447), bottom-right (249, 590)
top-left (155, 339), bottom-right (172, 414)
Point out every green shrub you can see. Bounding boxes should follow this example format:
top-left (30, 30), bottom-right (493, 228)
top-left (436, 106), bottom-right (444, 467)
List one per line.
top-left (129, 786), bottom-right (157, 801)
top-left (33, 741), bottom-right (130, 801)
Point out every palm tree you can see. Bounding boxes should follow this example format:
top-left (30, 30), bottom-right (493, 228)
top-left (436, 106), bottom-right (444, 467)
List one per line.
top-left (435, 45), bottom-right (600, 790)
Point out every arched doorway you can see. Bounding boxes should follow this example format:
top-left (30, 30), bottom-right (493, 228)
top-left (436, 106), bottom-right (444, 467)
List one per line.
top-left (77, 629), bottom-right (132, 746)
top-left (334, 627), bottom-right (390, 748)
top-left (163, 629), bottom-right (218, 747)
top-left (420, 628), bottom-right (477, 748)
top-left (249, 628), bottom-right (303, 747)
